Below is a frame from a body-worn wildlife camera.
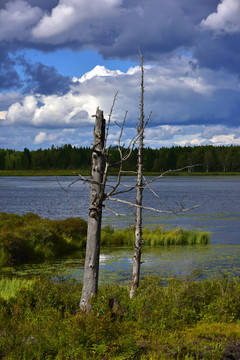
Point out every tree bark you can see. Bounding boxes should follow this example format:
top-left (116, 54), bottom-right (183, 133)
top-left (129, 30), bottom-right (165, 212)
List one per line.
top-left (130, 53), bottom-right (144, 298)
top-left (80, 108), bottom-right (105, 311)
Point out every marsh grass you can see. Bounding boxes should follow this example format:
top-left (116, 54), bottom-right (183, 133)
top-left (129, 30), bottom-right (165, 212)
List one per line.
top-left (0, 274), bottom-right (239, 359)
top-left (0, 277), bottom-right (34, 300)
top-left (101, 226), bottom-right (210, 247)
top-left (0, 213), bottom-right (209, 268)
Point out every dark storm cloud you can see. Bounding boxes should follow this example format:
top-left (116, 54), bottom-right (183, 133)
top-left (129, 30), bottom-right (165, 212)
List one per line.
top-left (0, 0), bottom-right (239, 75)
top-left (0, 50), bottom-right (22, 90)
top-left (0, 0), bottom-right (58, 11)
top-left (193, 33), bottom-right (240, 75)
top-left (18, 56), bottom-right (73, 95)
top-left (26, 0), bottom-right (219, 61)
top-left (1, 0), bottom-right (240, 150)
top-left (24, 0), bottom-right (59, 11)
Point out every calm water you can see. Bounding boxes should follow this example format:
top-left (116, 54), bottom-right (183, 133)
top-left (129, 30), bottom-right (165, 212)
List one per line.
top-left (0, 176), bottom-right (240, 281)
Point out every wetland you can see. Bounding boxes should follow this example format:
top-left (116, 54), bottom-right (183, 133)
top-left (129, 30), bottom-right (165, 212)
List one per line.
top-left (0, 175), bottom-right (239, 282)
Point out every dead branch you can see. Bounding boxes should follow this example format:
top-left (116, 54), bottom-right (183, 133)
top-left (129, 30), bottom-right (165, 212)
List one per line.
top-left (107, 196), bottom-right (200, 214)
top-left (145, 164), bottom-right (201, 185)
top-left (103, 204), bottom-right (124, 217)
top-left (56, 177), bottom-right (79, 215)
top-left (105, 91), bottom-right (118, 150)
top-left (142, 174), bottom-right (173, 213)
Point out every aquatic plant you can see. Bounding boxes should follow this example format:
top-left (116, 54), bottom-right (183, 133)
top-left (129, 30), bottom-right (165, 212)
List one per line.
top-left (101, 226), bottom-right (210, 247)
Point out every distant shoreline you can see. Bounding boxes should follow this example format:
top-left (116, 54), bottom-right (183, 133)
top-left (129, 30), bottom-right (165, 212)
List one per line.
top-left (1, 170), bottom-right (240, 176)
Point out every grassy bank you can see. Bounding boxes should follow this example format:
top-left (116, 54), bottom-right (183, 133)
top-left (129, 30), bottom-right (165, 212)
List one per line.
top-left (0, 274), bottom-right (240, 359)
top-left (0, 169), bottom-right (90, 176)
top-left (1, 169), bottom-right (240, 176)
top-left (0, 213), bottom-right (210, 267)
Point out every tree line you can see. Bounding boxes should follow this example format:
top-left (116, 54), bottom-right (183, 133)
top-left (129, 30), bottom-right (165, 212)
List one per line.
top-left (0, 144), bottom-right (240, 173)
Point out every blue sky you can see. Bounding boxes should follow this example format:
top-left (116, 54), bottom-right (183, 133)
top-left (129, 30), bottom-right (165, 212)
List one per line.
top-left (1, 0), bottom-right (240, 150)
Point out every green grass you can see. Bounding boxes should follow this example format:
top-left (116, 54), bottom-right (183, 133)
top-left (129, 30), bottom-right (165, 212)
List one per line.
top-left (0, 274), bottom-right (240, 359)
top-left (0, 169), bottom-right (91, 176)
top-left (101, 226), bottom-right (210, 246)
top-left (1, 169), bottom-right (240, 176)
top-left (0, 277), bottom-right (34, 300)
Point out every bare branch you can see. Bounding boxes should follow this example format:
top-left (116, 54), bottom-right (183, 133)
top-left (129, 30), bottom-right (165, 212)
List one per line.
top-left (72, 171), bottom-right (90, 184)
top-left (108, 185), bottom-right (136, 197)
top-left (142, 174), bottom-right (173, 212)
top-left (145, 164), bottom-right (201, 185)
top-left (107, 196), bottom-right (200, 214)
top-left (56, 177), bottom-right (79, 215)
top-left (105, 91), bottom-right (118, 150)
top-left (103, 204), bottom-right (124, 217)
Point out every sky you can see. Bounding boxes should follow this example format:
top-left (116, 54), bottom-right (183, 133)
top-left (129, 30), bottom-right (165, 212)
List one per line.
top-left (1, 0), bottom-right (240, 150)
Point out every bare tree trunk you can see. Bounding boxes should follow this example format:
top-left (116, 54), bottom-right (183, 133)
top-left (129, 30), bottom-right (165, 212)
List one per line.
top-left (80, 108), bottom-right (105, 311)
top-left (130, 53), bottom-right (144, 298)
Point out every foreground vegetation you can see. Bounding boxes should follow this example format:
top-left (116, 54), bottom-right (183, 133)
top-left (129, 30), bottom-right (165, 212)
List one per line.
top-left (0, 213), bottom-right (210, 267)
top-left (0, 274), bottom-right (240, 359)
top-left (1, 144), bottom-right (240, 173)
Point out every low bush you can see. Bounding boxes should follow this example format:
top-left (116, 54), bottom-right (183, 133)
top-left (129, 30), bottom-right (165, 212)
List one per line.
top-left (0, 274), bottom-right (239, 359)
top-left (0, 213), bottom-right (87, 267)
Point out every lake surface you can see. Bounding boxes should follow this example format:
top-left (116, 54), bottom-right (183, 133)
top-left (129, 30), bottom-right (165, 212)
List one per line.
top-left (0, 176), bottom-right (240, 281)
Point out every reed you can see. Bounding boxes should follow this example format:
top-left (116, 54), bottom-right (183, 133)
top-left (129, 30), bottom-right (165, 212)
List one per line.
top-left (101, 226), bottom-right (210, 247)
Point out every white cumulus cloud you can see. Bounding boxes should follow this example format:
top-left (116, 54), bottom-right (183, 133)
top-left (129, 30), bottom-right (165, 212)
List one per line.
top-left (201, 0), bottom-right (240, 34)
top-left (32, 0), bottom-right (124, 42)
top-left (34, 131), bottom-right (57, 144)
top-left (2, 56), bottom-right (240, 149)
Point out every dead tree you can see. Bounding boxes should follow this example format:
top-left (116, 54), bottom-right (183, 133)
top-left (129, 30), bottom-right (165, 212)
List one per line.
top-left (129, 51), bottom-right (200, 297)
top-left (60, 67), bottom-right (200, 311)
top-left (78, 96), bottom-right (146, 311)
top-left (79, 108), bottom-right (105, 311)
top-left (130, 51), bottom-right (145, 298)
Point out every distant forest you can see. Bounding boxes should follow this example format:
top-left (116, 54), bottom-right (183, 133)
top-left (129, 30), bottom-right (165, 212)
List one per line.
top-left (0, 144), bottom-right (240, 173)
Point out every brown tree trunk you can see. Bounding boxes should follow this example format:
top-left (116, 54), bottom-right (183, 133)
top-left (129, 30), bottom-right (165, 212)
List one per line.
top-left (80, 108), bottom-right (105, 311)
top-left (130, 53), bottom-right (144, 298)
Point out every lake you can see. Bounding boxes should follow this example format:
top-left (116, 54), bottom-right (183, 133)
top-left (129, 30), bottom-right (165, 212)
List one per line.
top-left (0, 176), bottom-right (240, 282)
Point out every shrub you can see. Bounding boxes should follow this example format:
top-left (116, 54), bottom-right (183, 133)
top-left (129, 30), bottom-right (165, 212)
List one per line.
top-left (0, 213), bottom-right (87, 267)
top-left (0, 275), bottom-right (240, 359)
